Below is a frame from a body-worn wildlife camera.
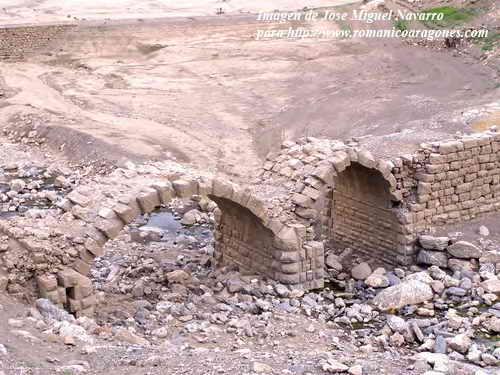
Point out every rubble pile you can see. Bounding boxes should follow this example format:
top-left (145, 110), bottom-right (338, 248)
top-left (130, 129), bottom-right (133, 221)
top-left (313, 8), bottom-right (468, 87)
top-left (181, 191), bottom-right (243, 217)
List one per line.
top-left (0, 162), bottom-right (74, 215)
top-left (66, 203), bottom-right (499, 374)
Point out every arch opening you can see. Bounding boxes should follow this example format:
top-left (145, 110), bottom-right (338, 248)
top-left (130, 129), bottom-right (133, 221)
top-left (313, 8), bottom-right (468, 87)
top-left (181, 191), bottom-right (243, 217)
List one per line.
top-left (209, 195), bottom-right (279, 280)
top-left (329, 162), bottom-right (404, 266)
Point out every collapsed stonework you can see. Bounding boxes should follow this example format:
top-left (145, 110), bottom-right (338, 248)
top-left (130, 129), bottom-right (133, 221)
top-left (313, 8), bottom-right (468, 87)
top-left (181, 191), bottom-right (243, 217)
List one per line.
top-left (1, 129), bottom-right (500, 315)
top-left (259, 128), bottom-right (500, 267)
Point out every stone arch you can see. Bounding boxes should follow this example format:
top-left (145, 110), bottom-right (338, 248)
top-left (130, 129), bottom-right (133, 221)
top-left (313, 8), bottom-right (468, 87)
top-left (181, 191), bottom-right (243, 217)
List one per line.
top-left (330, 161), bottom-right (405, 265)
top-left (34, 176), bottom-right (323, 317)
top-left (324, 149), bottom-right (409, 266)
top-left (281, 146), bottom-right (411, 267)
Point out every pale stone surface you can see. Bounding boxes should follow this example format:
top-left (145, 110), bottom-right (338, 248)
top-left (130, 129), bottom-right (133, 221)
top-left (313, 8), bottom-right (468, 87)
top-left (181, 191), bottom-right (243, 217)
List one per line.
top-left (447, 241), bottom-right (482, 259)
top-left (481, 279), bottom-right (500, 296)
top-left (351, 262), bottom-right (372, 281)
top-left (115, 329), bottom-right (149, 345)
top-left (372, 280), bottom-right (434, 311)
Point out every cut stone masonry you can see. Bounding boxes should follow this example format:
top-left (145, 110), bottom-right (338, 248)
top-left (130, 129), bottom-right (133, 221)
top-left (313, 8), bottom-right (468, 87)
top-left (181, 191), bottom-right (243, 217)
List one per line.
top-left (1, 129), bottom-right (500, 315)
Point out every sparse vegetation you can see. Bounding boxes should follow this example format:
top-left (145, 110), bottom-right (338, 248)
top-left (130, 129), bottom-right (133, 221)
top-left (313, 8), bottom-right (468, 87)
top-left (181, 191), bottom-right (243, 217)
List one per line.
top-left (339, 22), bottom-right (353, 39)
top-left (479, 31), bottom-right (500, 51)
top-left (394, 19), bottom-right (409, 32)
top-left (420, 6), bottom-right (477, 27)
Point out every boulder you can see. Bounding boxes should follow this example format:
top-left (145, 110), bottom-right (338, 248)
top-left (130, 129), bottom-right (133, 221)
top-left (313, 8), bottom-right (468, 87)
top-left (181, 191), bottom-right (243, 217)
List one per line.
top-left (448, 258), bottom-right (478, 272)
top-left (166, 270), bottom-right (192, 285)
top-left (58, 321), bottom-right (94, 344)
top-left (486, 317), bottom-right (500, 333)
top-left (417, 250), bottom-right (448, 268)
top-left (447, 241), bottom-right (482, 259)
top-left (115, 329), bottom-right (149, 345)
top-left (325, 254), bottom-right (343, 272)
top-left (419, 235), bottom-right (449, 251)
top-left (372, 280), bottom-right (434, 311)
top-left (9, 179), bottom-right (26, 192)
top-left (252, 362), bottom-right (273, 373)
top-left (481, 279), bottom-right (500, 296)
top-left (181, 209), bottom-right (202, 226)
top-left (351, 262), bottom-right (372, 281)
top-left (405, 272), bottom-right (433, 285)
top-left (478, 225), bottom-right (490, 236)
top-left (322, 359), bottom-right (349, 373)
top-left (365, 272), bottom-right (390, 288)
top-left (447, 333), bottom-right (471, 354)
top-left (386, 315), bottom-right (408, 333)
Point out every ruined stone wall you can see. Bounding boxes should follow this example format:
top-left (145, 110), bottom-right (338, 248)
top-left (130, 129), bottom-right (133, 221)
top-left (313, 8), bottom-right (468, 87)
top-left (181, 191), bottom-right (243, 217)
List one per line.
top-left (404, 132), bottom-right (500, 232)
top-left (0, 168), bottom-right (326, 316)
top-left (258, 140), bottom-right (414, 266)
top-left (212, 197), bottom-right (279, 278)
top-left (0, 25), bottom-right (75, 60)
top-left (212, 196), bottom-right (324, 288)
top-left (258, 130), bottom-right (500, 268)
top-left (3, 130), bottom-right (500, 316)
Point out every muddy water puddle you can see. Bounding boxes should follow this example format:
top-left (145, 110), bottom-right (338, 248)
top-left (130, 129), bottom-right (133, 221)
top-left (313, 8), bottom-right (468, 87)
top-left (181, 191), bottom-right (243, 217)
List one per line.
top-left (131, 208), bottom-right (214, 246)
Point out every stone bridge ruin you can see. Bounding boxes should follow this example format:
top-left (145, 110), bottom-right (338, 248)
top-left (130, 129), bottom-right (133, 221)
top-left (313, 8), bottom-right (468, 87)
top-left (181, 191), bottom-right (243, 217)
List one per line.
top-left (1, 129), bottom-right (500, 316)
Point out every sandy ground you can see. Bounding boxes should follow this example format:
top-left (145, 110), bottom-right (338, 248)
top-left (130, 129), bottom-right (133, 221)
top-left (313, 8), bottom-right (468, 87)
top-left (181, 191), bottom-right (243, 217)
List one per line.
top-left (0, 0), bottom-right (357, 25)
top-left (0, 1), bottom-right (498, 178)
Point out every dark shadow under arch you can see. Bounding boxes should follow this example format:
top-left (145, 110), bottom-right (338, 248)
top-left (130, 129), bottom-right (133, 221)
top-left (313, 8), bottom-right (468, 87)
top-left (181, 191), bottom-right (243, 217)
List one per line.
top-left (209, 195), bottom-right (279, 279)
top-left (330, 162), bottom-right (405, 265)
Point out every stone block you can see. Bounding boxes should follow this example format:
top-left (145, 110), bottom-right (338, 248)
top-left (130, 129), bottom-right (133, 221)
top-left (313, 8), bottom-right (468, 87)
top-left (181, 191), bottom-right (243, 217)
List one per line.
top-left (172, 179), bottom-right (198, 198)
top-left (246, 196), bottom-right (266, 220)
top-left (281, 262), bottom-right (301, 274)
top-left (329, 151), bottom-right (350, 173)
top-left (277, 272), bottom-right (300, 284)
top-left (302, 186), bottom-right (321, 201)
top-left (197, 177), bottom-right (214, 196)
top-left (417, 250), bottom-right (448, 268)
top-left (72, 259), bottom-right (91, 276)
top-left (136, 188), bottom-right (160, 213)
top-left (58, 287), bottom-right (67, 305)
top-left (311, 165), bottom-right (333, 185)
top-left (438, 141), bottom-right (463, 155)
top-left (212, 179), bottom-right (234, 199)
top-left (448, 258), bottom-right (478, 272)
top-left (292, 193), bottom-right (314, 208)
top-left (94, 218), bottom-right (124, 239)
top-left (81, 294), bottom-right (97, 309)
top-left (79, 247), bottom-right (95, 263)
top-left (112, 202), bottom-right (139, 224)
top-left (68, 298), bottom-right (82, 312)
top-left (84, 238), bottom-right (105, 257)
top-left (37, 275), bottom-right (58, 293)
top-left (76, 306), bottom-right (95, 318)
top-left (67, 190), bottom-right (91, 207)
top-left (447, 241), bottom-right (482, 259)
top-left (45, 290), bottom-right (60, 304)
top-left (295, 207), bottom-right (318, 219)
top-left (98, 207), bottom-right (116, 220)
top-left (151, 181), bottom-right (174, 204)
top-left (419, 235), bottom-right (449, 250)
top-left (357, 150), bottom-right (376, 169)
top-left (57, 269), bottom-right (81, 288)
top-left (85, 226), bottom-right (107, 247)
top-left (71, 205), bottom-right (96, 222)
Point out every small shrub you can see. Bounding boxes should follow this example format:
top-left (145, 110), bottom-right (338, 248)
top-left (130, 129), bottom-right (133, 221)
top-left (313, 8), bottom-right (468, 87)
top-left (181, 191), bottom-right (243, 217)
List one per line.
top-left (394, 19), bottom-right (409, 32)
